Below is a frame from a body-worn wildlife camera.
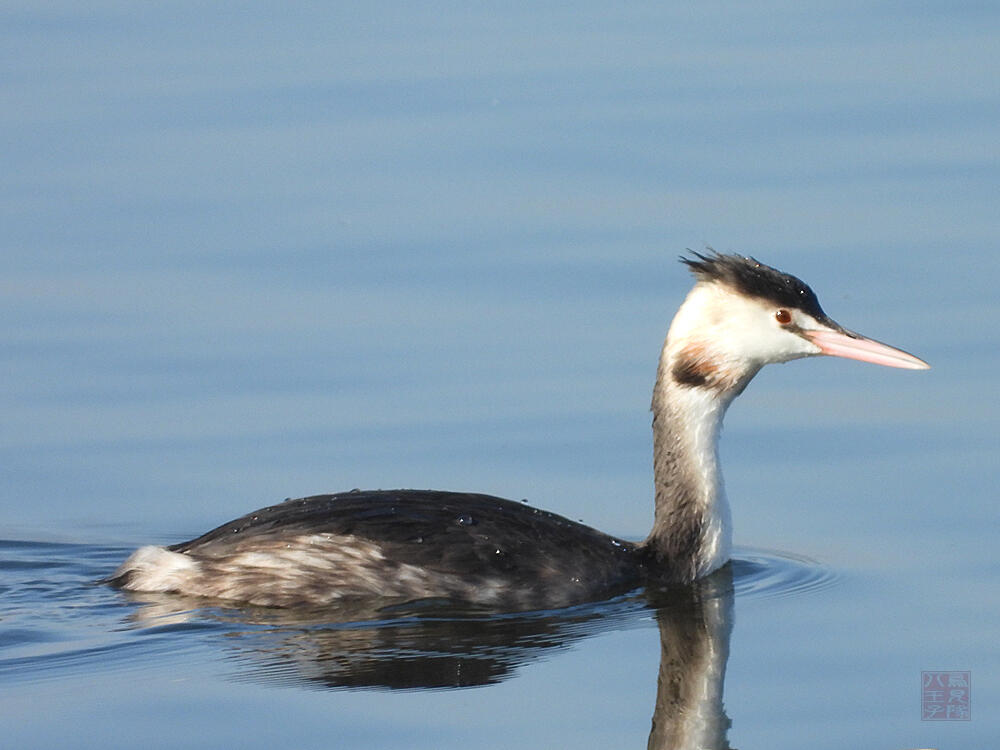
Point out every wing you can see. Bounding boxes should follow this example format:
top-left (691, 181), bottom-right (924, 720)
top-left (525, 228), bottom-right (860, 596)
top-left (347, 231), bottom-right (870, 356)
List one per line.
top-left (170, 489), bottom-right (642, 603)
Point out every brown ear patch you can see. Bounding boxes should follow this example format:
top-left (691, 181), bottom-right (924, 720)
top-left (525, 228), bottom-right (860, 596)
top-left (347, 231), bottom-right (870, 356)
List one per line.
top-left (671, 344), bottom-right (737, 391)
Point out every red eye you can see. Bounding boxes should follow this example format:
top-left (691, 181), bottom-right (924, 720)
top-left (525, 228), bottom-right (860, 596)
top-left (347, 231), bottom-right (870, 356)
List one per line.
top-left (775, 309), bottom-right (792, 324)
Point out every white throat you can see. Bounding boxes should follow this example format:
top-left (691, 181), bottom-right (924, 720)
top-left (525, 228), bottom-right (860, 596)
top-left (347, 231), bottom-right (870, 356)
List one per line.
top-left (649, 370), bottom-right (734, 580)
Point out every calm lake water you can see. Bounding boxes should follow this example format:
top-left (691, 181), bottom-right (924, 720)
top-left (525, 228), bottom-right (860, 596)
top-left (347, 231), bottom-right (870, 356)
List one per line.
top-left (2, 2), bottom-right (998, 748)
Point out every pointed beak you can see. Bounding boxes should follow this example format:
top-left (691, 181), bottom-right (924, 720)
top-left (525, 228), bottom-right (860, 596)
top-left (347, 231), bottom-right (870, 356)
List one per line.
top-left (802, 326), bottom-right (930, 370)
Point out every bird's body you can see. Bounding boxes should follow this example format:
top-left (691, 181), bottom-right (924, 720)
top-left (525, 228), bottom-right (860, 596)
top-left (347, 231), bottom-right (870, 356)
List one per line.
top-left (109, 253), bottom-right (928, 608)
top-left (116, 490), bottom-right (644, 608)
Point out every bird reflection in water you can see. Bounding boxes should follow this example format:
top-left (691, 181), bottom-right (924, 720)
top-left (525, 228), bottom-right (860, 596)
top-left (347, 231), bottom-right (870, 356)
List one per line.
top-left (122, 566), bottom-right (737, 750)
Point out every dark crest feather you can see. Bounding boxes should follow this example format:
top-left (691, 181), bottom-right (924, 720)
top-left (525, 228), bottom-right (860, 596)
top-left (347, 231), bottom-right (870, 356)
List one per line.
top-left (681, 250), bottom-right (830, 322)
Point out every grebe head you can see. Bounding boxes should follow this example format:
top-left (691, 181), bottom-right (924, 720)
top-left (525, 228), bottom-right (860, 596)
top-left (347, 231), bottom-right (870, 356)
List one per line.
top-left (665, 252), bottom-right (929, 394)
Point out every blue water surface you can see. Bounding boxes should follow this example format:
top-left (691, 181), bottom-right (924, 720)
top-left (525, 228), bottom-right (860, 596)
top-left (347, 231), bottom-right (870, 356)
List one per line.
top-left (2, 2), bottom-right (998, 748)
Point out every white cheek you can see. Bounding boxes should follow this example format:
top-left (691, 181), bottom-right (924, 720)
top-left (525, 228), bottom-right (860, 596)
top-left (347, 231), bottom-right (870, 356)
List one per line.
top-left (723, 305), bottom-right (788, 360)
top-left (668, 285), bottom-right (824, 367)
top-left (780, 333), bottom-right (822, 361)
top-left (721, 304), bottom-right (819, 364)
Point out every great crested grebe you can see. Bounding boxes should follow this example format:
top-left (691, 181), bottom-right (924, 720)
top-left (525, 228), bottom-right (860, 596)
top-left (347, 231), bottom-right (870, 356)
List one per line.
top-left (109, 253), bottom-right (928, 608)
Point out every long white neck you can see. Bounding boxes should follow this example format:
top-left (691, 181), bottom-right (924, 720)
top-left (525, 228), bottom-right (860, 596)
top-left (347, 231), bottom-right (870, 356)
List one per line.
top-left (646, 286), bottom-right (760, 582)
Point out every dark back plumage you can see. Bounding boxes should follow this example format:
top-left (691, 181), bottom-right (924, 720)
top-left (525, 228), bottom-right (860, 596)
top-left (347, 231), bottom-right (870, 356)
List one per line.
top-left (167, 490), bottom-right (643, 608)
top-left (682, 251), bottom-right (831, 322)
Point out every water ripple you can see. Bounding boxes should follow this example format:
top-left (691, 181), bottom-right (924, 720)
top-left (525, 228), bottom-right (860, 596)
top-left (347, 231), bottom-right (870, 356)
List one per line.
top-left (1, 538), bottom-right (839, 689)
top-left (731, 546), bottom-right (840, 600)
